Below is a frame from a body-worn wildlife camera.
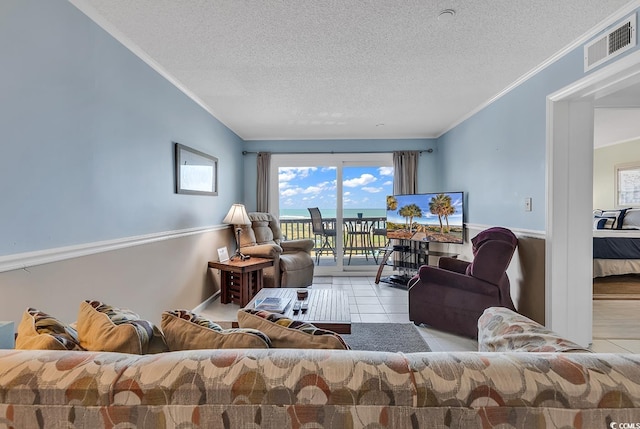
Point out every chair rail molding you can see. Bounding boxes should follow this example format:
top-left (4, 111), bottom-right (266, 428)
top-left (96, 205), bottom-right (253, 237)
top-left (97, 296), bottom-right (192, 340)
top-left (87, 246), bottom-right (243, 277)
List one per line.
top-left (464, 224), bottom-right (545, 240)
top-left (0, 225), bottom-right (227, 273)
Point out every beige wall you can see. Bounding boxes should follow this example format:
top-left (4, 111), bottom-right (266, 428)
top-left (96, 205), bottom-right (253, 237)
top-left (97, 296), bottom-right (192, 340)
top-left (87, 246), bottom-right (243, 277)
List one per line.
top-left (431, 226), bottom-right (545, 324)
top-left (2, 224), bottom-right (546, 330)
top-left (0, 228), bottom-right (233, 327)
top-left (594, 139), bottom-right (640, 209)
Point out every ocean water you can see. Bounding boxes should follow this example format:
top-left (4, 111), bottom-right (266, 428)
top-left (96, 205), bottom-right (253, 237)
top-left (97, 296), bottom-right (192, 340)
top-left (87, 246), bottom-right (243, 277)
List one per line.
top-left (280, 208), bottom-right (386, 219)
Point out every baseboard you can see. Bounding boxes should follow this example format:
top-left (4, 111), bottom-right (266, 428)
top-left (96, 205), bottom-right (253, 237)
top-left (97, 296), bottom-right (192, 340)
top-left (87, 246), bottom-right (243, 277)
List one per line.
top-left (192, 291), bottom-right (221, 313)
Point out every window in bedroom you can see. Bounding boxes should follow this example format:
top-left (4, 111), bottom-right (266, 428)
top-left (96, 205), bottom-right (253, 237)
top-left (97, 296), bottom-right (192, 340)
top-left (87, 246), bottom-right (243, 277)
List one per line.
top-left (616, 161), bottom-right (640, 207)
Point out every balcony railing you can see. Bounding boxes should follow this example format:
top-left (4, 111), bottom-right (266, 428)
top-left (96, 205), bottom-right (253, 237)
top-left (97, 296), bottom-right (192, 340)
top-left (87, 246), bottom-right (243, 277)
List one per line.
top-left (280, 217), bottom-right (388, 266)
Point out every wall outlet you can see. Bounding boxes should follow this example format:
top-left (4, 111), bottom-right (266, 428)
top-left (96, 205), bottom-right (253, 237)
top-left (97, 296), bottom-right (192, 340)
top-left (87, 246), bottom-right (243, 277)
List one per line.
top-left (524, 197), bottom-right (532, 212)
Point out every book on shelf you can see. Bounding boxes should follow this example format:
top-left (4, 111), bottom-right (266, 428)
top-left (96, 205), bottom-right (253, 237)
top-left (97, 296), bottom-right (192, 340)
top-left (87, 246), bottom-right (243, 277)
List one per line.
top-left (254, 297), bottom-right (290, 313)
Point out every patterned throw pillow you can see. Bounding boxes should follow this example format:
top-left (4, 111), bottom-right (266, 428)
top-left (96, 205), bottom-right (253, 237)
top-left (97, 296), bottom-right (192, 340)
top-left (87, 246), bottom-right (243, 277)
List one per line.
top-left (162, 310), bottom-right (271, 350)
top-left (15, 308), bottom-right (83, 351)
top-left (77, 300), bottom-right (168, 354)
top-left (478, 307), bottom-right (591, 353)
top-left (237, 308), bottom-right (349, 349)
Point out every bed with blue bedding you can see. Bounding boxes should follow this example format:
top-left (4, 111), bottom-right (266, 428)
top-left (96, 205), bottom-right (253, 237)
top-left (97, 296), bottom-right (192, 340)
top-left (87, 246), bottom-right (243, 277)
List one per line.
top-left (593, 208), bottom-right (640, 278)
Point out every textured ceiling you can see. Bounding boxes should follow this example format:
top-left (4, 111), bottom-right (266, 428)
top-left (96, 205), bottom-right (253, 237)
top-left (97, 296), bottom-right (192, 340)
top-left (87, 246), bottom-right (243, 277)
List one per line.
top-left (71, 0), bottom-right (634, 141)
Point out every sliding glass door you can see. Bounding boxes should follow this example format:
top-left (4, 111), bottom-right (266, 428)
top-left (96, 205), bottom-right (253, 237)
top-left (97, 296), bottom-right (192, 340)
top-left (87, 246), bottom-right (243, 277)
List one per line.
top-left (270, 153), bottom-right (392, 274)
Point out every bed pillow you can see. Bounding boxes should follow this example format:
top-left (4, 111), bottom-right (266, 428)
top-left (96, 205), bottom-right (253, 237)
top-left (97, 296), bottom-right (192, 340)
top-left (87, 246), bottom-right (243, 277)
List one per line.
top-left (621, 208), bottom-right (640, 229)
top-left (597, 209), bottom-right (627, 229)
top-left (161, 310), bottom-right (271, 350)
top-left (77, 300), bottom-right (168, 354)
top-left (15, 308), bottom-right (83, 351)
top-left (594, 216), bottom-right (615, 229)
top-left (237, 309), bottom-right (349, 349)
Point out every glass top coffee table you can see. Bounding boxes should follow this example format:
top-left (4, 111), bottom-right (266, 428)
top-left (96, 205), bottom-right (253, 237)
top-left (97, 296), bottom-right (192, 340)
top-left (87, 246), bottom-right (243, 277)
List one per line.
top-left (243, 288), bottom-right (351, 334)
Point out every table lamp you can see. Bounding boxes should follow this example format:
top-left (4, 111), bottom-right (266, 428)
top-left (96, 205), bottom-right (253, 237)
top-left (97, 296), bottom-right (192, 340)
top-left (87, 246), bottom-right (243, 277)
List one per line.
top-left (223, 203), bottom-right (251, 260)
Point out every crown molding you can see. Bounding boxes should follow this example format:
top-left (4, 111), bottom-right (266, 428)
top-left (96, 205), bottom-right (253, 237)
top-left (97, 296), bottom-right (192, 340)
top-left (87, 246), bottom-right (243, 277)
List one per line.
top-left (439, 1), bottom-right (640, 138)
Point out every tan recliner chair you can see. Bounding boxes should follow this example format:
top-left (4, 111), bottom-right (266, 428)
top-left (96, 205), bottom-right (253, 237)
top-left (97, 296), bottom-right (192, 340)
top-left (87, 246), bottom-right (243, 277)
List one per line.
top-left (238, 212), bottom-right (314, 288)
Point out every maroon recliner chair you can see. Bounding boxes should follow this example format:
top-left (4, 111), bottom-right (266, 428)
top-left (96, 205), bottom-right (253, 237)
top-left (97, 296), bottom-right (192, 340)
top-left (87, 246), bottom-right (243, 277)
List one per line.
top-left (408, 227), bottom-right (518, 339)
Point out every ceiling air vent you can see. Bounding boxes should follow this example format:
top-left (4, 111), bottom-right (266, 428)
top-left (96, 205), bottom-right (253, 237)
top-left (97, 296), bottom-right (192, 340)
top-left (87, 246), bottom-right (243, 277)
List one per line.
top-left (584, 13), bottom-right (636, 72)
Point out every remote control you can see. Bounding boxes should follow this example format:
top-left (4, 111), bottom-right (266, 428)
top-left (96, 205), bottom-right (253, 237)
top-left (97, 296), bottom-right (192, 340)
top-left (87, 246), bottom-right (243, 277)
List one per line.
top-left (301, 302), bottom-right (309, 313)
top-left (293, 301), bottom-right (301, 313)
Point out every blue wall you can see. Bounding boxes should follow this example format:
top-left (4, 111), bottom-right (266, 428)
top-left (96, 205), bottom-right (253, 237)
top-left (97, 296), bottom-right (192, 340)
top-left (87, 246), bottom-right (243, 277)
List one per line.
top-left (0, 0), bottom-right (244, 257)
top-left (437, 11), bottom-right (640, 231)
top-left (242, 139), bottom-right (438, 211)
top-left (3, 0), bottom-right (637, 258)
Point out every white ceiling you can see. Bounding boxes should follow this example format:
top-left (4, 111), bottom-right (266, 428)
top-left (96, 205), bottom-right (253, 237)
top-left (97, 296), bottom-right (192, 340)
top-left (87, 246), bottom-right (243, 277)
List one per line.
top-left (72, 0), bottom-right (636, 141)
top-left (594, 83), bottom-right (640, 148)
top-left (594, 108), bottom-right (640, 148)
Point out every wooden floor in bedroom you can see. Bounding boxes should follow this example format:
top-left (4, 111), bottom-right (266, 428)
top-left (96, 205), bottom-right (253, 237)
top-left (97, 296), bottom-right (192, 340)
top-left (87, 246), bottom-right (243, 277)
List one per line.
top-left (592, 274), bottom-right (640, 353)
top-left (593, 274), bottom-right (640, 300)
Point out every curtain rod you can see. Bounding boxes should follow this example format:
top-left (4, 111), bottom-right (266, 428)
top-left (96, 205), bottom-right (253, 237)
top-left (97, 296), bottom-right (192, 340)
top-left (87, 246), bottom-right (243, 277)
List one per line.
top-left (241, 149), bottom-right (433, 155)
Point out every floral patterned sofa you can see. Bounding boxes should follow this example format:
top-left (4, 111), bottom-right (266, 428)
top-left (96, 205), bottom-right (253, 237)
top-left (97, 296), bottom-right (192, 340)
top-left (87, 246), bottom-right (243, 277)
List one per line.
top-left (1, 307), bottom-right (640, 428)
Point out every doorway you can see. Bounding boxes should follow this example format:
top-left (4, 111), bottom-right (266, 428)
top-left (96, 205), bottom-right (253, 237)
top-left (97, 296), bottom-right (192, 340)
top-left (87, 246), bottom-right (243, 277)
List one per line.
top-left (547, 50), bottom-right (640, 346)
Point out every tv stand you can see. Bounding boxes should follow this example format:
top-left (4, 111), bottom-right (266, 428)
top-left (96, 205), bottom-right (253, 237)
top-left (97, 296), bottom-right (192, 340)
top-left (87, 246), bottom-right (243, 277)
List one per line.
top-left (380, 273), bottom-right (414, 289)
top-left (375, 240), bottom-right (458, 288)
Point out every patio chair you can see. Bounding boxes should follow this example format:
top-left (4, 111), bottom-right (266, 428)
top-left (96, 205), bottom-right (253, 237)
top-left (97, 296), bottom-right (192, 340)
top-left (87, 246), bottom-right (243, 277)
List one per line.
top-left (370, 225), bottom-right (389, 264)
top-left (308, 207), bottom-right (337, 265)
top-left (346, 218), bottom-right (374, 265)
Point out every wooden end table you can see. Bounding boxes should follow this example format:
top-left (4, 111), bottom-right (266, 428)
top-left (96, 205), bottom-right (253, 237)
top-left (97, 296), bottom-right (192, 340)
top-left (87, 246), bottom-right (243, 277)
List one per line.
top-left (208, 257), bottom-right (274, 307)
top-left (241, 288), bottom-right (351, 334)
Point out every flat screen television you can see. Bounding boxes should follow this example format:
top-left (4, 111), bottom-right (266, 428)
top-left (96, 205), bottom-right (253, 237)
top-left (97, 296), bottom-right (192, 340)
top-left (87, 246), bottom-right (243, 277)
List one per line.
top-left (386, 192), bottom-right (464, 244)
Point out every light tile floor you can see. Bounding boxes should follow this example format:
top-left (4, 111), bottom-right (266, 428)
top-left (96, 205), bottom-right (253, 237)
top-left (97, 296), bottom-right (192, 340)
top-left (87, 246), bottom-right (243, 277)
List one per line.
top-left (592, 299), bottom-right (640, 353)
top-left (200, 276), bottom-right (638, 353)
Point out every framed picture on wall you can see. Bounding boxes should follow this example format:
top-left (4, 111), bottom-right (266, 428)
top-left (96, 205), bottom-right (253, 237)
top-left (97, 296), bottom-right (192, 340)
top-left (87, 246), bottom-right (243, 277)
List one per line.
top-left (174, 142), bottom-right (218, 196)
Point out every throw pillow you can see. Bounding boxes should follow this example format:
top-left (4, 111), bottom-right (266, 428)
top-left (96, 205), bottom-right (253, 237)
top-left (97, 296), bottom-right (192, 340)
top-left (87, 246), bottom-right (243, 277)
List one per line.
top-left (161, 310), bottom-right (271, 350)
top-left (15, 308), bottom-right (83, 351)
top-left (594, 216), bottom-right (615, 229)
top-left (77, 300), bottom-right (168, 354)
top-left (237, 308), bottom-right (349, 349)
top-left (597, 209), bottom-right (627, 229)
top-left (478, 307), bottom-right (591, 353)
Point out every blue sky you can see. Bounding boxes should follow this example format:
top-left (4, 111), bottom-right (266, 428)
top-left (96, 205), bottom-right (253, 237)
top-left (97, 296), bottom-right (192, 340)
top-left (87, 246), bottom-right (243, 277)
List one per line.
top-left (278, 166), bottom-right (394, 210)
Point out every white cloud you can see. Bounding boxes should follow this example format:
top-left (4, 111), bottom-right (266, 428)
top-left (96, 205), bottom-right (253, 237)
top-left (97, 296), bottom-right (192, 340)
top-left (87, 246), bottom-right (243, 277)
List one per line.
top-left (383, 180), bottom-right (393, 186)
top-left (343, 173), bottom-right (377, 188)
top-left (301, 181), bottom-right (334, 195)
top-left (304, 186), bottom-right (324, 194)
top-left (362, 186), bottom-right (383, 193)
top-left (281, 187), bottom-right (303, 197)
top-left (278, 170), bottom-right (297, 182)
top-left (278, 167), bottom-right (318, 184)
top-left (379, 167), bottom-right (393, 176)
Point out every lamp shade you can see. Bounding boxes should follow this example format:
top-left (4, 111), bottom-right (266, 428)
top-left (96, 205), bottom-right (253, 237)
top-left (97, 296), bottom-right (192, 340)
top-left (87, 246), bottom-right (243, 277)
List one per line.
top-left (223, 204), bottom-right (251, 225)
